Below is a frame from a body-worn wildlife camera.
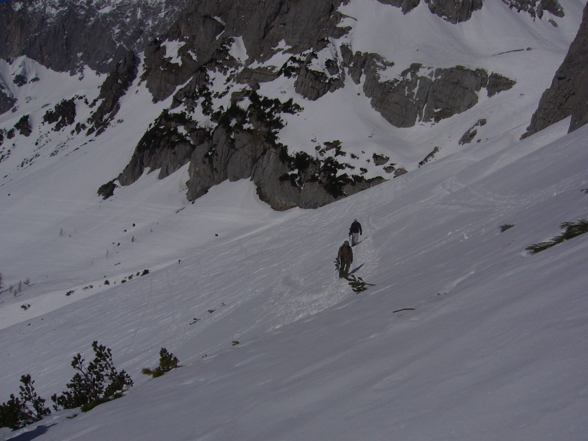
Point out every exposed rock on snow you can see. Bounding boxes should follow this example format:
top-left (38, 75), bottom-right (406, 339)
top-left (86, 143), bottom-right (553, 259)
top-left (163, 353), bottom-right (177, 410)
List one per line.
top-left (87, 51), bottom-right (140, 136)
top-left (524, 1), bottom-right (588, 137)
top-left (0, 0), bottom-right (190, 74)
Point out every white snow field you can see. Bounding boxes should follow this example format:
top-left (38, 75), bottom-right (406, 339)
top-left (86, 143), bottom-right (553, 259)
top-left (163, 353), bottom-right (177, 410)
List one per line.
top-left (0, 0), bottom-right (587, 440)
top-left (0, 117), bottom-right (587, 440)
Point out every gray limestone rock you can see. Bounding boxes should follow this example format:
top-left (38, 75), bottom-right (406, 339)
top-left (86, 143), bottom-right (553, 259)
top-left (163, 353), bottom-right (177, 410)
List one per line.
top-left (0, 87), bottom-right (15, 115)
top-left (14, 115), bottom-right (32, 137)
top-left (423, 66), bottom-right (487, 122)
top-left (117, 110), bottom-right (199, 186)
top-left (523, 1), bottom-right (588, 137)
top-left (359, 57), bottom-right (500, 127)
top-left (377, 0), bottom-right (421, 14)
top-left (294, 63), bottom-right (345, 101)
top-left (459, 119), bottom-right (487, 145)
top-left (0, 0), bottom-right (190, 74)
top-left (487, 73), bottom-right (517, 97)
top-left (110, 86), bottom-right (384, 210)
top-left (425, 0), bottom-right (483, 24)
top-left (42, 99), bottom-right (76, 132)
top-left (373, 153), bottom-right (390, 166)
top-left (142, 0), bottom-right (348, 102)
top-left (377, 0), bottom-right (483, 22)
top-left (501, 0), bottom-right (564, 19)
top-left (87, 51), bottom-right (139, 135)
top-left (236, 67), bottom-right (282, 86)
top-left (418, 146), bottom-right (440, 166)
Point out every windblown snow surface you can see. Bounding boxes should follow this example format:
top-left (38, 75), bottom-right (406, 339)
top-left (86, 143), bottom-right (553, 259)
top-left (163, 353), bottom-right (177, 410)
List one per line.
top-left (0, 0), bottom-right (588, 440)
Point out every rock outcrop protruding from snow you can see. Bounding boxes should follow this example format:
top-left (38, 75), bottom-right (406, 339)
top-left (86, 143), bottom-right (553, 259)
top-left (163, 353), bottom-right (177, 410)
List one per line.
top-left (42, 99), bottom-right (77, 132)
top-left (378, 0), bottom-right (566, 22)
top-left (341, 47), bottom-right (516, 128)
top-left (87, 51), bottom-right (140, 135)
top-left (0, 88), bottom-right (16, 115)
top-left (114, 89), bottom-right (384, 210)
top-left (523, 1), bottom-right (588, 137)
top-left (501, 0), bottom-right (564, 19)
top-left (425, 0), bottom-right (484, 24)
top-left (377, 0), bottom-right (483, 23)
top-left (141, 0), bottom-right (348, 102)
top-left (0, 0), bottom-right (189, 74)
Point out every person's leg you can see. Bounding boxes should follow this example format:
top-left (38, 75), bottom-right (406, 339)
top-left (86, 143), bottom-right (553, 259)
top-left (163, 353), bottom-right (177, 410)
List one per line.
top-left (343, 260), bottom-right (350, 277)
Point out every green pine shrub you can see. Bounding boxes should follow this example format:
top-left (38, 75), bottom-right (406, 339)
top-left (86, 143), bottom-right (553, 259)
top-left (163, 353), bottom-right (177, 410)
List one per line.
top-left (0, 375), bottom-right (50, 430)
top-left (142, 348), bottom-right (180, 378)
top-left (526, 219), bottom-right (588, 254)
top-left (51, 341), bottom-right (133, 412)
top-left (346, 275), bottom-right (376, 293)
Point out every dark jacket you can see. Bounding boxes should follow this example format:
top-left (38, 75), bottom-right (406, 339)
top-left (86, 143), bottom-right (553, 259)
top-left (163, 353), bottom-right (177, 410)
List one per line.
top-left (338, 242), bottom-right (353, 264)
top-left (349, 220), bottom-right (362, 235)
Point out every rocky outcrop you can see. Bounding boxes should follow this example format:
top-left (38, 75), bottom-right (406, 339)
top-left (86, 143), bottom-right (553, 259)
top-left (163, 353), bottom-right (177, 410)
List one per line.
top-left (14, 115), bottom-right (32, 137)
top-left (111, 89), bottom-right (384, 210)
top-left (418, 146), bottom-right (440, 167)
top-left (142, 0), bottom-right (348, 102)
top-left (343, 50), bottom-right (515, 127)
top-left (487, 73), bottom-right (517, 97)
top-left (459, 119), bottom-right (487, 145)
top-left (523, 1), bottom-right (588, 137)
top-left (0, 87), bottom-right (16, 115)
top-left (566, 3), bottom-right (588, 133)
top-left (87, 51), bottom-right (140, 135)
top-left (294, 55), bottom-right (345, 101)
top-left (117, 110), bottom-right (198, 186)
top-left (42, 99), bottom-right (76, 131)
top-left (377, 0), bottom-right (420, 14)
top-left (501, 0), bottom-right (564, 19)
top-left (377, 0), bottom-right (483, 23)
top-left (378, 0), bottom-right (566, 22)
top-left (425, 0), bottom-right (483, 24)
top-left (0, 0), bottom-right (190, 74)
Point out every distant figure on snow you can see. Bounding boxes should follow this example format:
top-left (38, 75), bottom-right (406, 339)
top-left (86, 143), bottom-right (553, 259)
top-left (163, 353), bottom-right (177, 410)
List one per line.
top-left (349, 219), bottom-right (363, 246)
top-left (337, 240), bottom-right (353, 278)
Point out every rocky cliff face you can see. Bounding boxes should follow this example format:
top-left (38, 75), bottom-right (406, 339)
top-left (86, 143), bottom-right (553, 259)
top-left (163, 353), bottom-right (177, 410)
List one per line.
top-left (0, 0), bottom-right (579, 211)
top-left (103, 0), bottom-right (521, 209)
top-left (523, 1), bottom-right (588, 137)
top-left (140, 0), bottom-right (348, 103)
top-left (0, 0), bottom-right (188, 74)
top-left (378, 0), bottom-right (563, 22)
top-left (341, 49), bottom-right (516, 128)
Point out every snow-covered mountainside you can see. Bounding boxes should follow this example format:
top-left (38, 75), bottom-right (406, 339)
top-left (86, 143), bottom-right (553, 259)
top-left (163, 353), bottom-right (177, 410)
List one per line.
top-left (0, 109), bottom-right (587, 441)
top-left (0, 0), bottom-right (587, 439)
top-left (1, 0), bottom-right (586, 209)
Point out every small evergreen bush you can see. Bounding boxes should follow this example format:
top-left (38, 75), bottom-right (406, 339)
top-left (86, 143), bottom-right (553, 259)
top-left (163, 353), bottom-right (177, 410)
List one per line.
top-left (0, 375), bottom-right (50, 430)
top-left (346, 275), bottom-right (376, 293)
top-left (142, 348), bottom-right (180, 378)
top-left (51, 341), bottom-right (133, 412)
top-left (526, 219), bottom-right (588, 254)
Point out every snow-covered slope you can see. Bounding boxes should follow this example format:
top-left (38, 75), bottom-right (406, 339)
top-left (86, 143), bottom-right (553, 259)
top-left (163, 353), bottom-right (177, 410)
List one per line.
top-left (1, 113), bottom-right (587, 440)
top-left (0, 0), bottom-right (587, 440)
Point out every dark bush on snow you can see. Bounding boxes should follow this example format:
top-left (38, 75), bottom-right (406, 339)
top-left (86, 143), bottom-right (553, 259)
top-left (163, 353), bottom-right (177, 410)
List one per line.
top-left (51, 341), bottom-right (133, 412)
